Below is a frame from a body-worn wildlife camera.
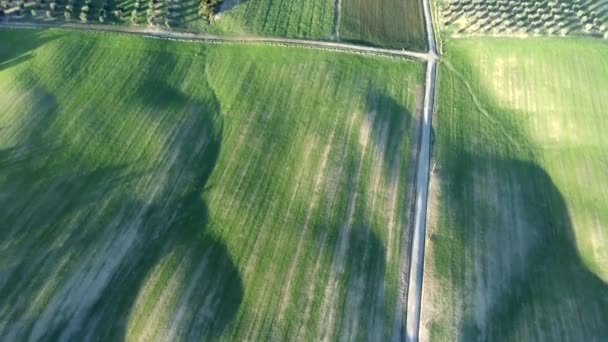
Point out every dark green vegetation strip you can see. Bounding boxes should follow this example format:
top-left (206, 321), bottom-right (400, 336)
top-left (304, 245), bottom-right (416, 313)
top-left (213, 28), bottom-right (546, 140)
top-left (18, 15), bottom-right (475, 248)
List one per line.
top-left (0, 29), bottom-right (424, 340)
top-left (1, 0), bottom-right (337, 41)
top-left (340, 0), bottom-right (427, 50)
top-left (438, 0), bottom-right (608, 38)
top-left (422, 38), bottom-right (608, 341)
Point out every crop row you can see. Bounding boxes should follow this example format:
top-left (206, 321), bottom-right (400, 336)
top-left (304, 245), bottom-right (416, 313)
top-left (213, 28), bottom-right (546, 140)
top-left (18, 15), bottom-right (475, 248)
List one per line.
top-left (440, 0), bottom-right (608, 38)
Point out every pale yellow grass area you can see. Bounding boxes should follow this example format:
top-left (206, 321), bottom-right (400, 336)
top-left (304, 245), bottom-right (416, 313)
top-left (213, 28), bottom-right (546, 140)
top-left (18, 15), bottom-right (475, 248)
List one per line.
top-left (468, 40), bottom-right (608, 281)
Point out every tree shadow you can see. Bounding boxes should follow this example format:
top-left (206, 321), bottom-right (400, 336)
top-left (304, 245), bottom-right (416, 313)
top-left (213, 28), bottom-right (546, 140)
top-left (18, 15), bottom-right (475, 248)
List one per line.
top-left (429, 49), bottom-right (608, 341)
top-left (217, 0), bottom-right (244, 14)
top-left (0, 28), bottom-right (55, 71)
top-left (439, 151), bottom-right (608, 341)
top-left (364, 85), bottom-right (416, 181)
top-left (0, 47), bottom-right (243, 340)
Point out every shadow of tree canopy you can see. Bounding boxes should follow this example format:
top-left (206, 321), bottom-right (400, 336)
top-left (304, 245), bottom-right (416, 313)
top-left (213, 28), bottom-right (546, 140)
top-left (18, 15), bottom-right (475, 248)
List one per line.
top-left (365, 85), bottom-right (416, 182)
top-left (439, 150), bottom-right (608, 341)
top-left (0, 40), bottom-right (243, 341)
top-left (216, 0), bottom-right (244, 14)
top-left (430, 53), bottom-right (608, 341)
top-left (0, 29), bottom-right (55, 72)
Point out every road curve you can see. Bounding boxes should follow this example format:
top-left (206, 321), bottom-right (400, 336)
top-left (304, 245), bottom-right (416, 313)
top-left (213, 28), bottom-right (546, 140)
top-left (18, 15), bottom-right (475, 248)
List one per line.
top-left (404, 0), bottom-right (438, 337)
top-left (0, 21), bottom-right (430, 61)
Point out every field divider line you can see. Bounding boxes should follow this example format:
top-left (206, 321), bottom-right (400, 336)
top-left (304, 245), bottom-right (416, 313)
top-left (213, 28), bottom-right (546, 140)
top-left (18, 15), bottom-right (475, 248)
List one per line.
top-left (404, 0), bottom-right (438, 335)
top-left (333, 0), bottom-right (342, 40)
top-left (0, 21), bottom-right (431, 61)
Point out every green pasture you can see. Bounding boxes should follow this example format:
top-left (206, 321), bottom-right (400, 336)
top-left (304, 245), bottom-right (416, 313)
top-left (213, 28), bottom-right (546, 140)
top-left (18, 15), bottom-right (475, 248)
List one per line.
top-left (421, 37), bottom-right (608, 341)
top-left (0, 29), bottom-right (424, 340)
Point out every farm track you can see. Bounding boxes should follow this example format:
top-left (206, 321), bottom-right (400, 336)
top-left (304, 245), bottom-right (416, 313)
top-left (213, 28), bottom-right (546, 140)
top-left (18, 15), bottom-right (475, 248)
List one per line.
top-left (0, 21), bottom-right (431, 61)
top-left (1, 12), bottom-right (438, 341)
top-left (405, 0), bottom-right (438, 339)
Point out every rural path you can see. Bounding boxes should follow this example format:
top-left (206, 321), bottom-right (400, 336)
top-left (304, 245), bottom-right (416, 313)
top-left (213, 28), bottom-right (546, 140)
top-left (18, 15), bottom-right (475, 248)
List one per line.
top-left (0, 21), bottom-right (430, 61)
top-left (404, 0), bottom-right (438, 339)
top-left (1, 8), bottom-right (439, 341)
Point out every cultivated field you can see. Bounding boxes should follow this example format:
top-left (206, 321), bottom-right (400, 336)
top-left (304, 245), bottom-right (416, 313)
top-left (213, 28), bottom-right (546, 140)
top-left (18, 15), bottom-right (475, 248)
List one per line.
top-left (421, 38), bottom-right (608, 341)
top-left (0, 29), bottom-right (424, 340)
top-left (340, 0), bottom-right (427, 49)
top-left (203, 0), bottom-right (335, 38)
top-left (0, 0), bottom-right (430, 48)
top-left (438, 0), bottom-right (608, 38)
top-left (0, 0), bottom-right (336, 39)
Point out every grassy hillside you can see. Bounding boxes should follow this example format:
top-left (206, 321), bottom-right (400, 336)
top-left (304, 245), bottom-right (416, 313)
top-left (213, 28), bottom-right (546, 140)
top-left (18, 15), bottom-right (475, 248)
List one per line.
top-left (0, 29), bottom-right (424, 340)
top-left (340, 0), bottom-right (427, 50)
top-left (421, 38), bottom-right (608, 341)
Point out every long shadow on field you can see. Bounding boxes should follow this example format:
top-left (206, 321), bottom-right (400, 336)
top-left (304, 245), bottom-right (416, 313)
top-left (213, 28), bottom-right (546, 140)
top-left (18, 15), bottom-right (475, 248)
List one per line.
top-left (365, 86), bottom-right (415, 181)
top-left (0, 50), bottom-right (243, 340)
top-left (436, 151), bottom-right (608, 341)
top-left (217, 0), bottom-right (244, 14)
top-left (0, 28), bottom-right (55, 71)
top-left (82, 66), bottom-right (243, 340)
top-left (362, 86), bottom-right (416, 341)
top-left (429, 55), bottom-right (608, 341)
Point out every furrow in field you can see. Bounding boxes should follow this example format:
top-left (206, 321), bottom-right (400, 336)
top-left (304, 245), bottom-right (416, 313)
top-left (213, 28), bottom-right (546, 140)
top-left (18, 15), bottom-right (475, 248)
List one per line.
top-left (208, 66), bottom-right (281, 221)
top-left (243, 71), bottom-right (336, 340)
top-left (134, 250), bottom-right (194, 342)
top-left (240, 140), bottom-right (314, 341)
top-left (29, 203), bottom-right (142, 341)
top-left (294, 112), bottom-right (358, 341)
top-left (271, 115), bottom-right (340, 336)
top-left (366, 118), bottom-right (394, 341)
top-left (162, 249), bottom-right (215, 341)
top-left (319, 110), bottom-right (376, 341)
top-left (237, 69), bottom-right (310, 284)
top-left (341, 112), bottom-right (389, 341)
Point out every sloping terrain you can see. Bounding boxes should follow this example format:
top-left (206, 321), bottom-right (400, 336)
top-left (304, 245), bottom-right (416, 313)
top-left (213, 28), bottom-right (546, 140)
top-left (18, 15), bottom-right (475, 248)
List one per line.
top-left (421, 38), bottom-right (608, 341)
top-left (0, 28), bottom-right (424, 340)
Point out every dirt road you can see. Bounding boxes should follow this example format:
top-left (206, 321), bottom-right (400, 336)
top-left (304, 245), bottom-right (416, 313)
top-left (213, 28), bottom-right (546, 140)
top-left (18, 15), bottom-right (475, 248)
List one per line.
top-left (404, 0), bottom-right (438, 338)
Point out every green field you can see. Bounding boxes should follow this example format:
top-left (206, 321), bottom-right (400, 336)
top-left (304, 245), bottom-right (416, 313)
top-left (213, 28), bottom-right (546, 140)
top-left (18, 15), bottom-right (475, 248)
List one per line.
top-left (2, 0), bottom-right (336, 40)
top-left (340, 0), bottom-right (427, 49)
top-left (201, 0), bottom-right (336, 39)
top-left (2, 0), bottom-right (429, 49)
top-left (421, 38), bottom-right (608, 340)
top-left (0, 29), bottom-right (424, 340)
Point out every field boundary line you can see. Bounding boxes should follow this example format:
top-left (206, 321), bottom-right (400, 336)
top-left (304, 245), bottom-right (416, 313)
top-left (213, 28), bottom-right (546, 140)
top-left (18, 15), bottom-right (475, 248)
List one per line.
top-left (0, 21), bottom-right (430, 61)
top-left (404, 0), bottom-right (438, 335)
top-left (333, 0), bottom-right (342, 40)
